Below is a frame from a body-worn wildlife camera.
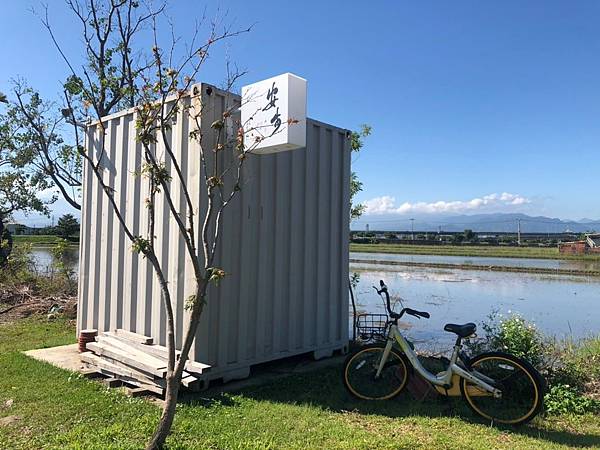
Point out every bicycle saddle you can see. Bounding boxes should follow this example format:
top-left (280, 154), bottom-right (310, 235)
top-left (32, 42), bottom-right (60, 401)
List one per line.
top-left (443, 322), bottom-right (476, 338)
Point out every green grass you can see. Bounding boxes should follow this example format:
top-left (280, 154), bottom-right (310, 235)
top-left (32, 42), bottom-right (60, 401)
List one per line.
top-left (1, 318), bottom-right (600, 449)
top-left (351, 243), bottom-right (600, 261)
top-left (569, 336), bottom-right (600, 381)
top-left (12, 235), bottom-right (78, 246)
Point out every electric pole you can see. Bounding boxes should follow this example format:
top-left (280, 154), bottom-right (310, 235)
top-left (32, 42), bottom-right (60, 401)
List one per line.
top-left (517, 219), bottom-right (521, 246)
top-left (410, 218), bottom-right (415, 240)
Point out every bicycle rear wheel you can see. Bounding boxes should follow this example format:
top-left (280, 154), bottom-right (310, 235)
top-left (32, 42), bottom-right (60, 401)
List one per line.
top-left (343, 344), bottom-right (410, 400)
top-left (460, 351), bottom-right (544, 425)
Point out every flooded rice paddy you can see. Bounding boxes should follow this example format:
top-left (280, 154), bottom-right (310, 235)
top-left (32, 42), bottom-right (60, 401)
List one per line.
top-left (351, 259), bottom-right (600, 348)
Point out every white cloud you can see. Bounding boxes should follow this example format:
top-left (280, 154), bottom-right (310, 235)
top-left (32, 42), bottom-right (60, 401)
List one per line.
top-left (37, 188), bottom-right (60, 201)
top-left (363, 193), bottom-right (531, 215)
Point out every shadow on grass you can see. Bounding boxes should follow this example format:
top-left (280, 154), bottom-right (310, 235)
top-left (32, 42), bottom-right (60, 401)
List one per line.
top-left (185, 363), bottom-right (600, 449)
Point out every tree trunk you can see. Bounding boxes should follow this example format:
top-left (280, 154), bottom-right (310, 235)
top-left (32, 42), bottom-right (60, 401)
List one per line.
top-left (145, 376), bottom-right (181, 450)
top-left (0, 215), bottom-right (13, 268)
top-left (145, 286), bottom-right (206, 449)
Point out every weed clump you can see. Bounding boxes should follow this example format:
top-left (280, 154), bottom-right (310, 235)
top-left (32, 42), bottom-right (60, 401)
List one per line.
top-left (466, 312), bottom-right (600, 416)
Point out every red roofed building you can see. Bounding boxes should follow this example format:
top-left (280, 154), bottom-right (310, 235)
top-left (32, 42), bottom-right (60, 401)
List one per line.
top-left (558, 234), bottom-right (600, 255)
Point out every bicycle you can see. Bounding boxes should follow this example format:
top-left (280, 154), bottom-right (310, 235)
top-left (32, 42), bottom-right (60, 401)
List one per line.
top-left (343, 280), bottom-right (544, 425)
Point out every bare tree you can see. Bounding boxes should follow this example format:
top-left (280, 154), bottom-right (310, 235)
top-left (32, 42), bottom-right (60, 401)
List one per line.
top-left (3, 1), bottom-right (164, 212)
top-left (47, 2), bottom-right (276, 448)
top-left (6, 80), bottom-right (82, 210)
top-left (41, 0), bottom-right (165, 117)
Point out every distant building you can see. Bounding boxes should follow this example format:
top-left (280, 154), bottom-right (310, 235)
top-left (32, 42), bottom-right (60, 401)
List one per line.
top-left (558, 233), bottom-right (600, 255)
top-left (586, 233), bottom-right (600, 249)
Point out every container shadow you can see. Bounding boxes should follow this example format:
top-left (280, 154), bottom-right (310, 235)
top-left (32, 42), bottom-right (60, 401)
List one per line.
top-left (203, 363), bottom-right (600, 449)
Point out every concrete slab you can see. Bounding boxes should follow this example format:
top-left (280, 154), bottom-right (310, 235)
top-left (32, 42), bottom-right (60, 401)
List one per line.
top-left (24, 344), bottom-right (87, 373)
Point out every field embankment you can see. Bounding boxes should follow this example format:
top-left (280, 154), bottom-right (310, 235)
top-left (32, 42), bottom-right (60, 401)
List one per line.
top-left (350, 258), bottom-right (600, 277)
top-left (12, 235), bottom-right (78, 246)
top-left (351, 243), bottom-right (600, 261)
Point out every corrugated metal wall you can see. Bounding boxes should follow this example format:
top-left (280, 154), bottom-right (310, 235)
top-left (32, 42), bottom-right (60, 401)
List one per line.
top-left (78, 83), bottom-right (350, 381)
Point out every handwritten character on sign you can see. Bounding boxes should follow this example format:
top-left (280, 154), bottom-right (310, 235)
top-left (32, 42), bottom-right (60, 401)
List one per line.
top-left (270, 107), bottom-right (281, 133)
top-left (261, 81), bottom-right (282, 134)
top-left (262, 82), bottom-right (278, 111)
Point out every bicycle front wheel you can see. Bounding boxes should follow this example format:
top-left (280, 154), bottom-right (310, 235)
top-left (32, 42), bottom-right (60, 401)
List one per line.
top-left (343, 344), bottom-right (410, 400)
top-left (460, 351), bottom-right (544, 425)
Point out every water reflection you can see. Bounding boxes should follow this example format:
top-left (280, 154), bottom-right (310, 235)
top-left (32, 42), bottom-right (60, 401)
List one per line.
top-left (29, 246), bottom-right (79, 274)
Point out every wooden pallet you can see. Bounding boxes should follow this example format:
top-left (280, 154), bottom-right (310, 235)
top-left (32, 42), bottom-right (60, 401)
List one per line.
top-left (81, 329), bottom-right (211, 396)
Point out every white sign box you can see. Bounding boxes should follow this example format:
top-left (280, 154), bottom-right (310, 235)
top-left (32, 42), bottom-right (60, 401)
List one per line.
top-left (241, 73), bottom-right (307, 154)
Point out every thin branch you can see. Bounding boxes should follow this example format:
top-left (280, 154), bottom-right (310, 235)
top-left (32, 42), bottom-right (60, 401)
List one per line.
top-left (12, 85), bottom-right (81, 210)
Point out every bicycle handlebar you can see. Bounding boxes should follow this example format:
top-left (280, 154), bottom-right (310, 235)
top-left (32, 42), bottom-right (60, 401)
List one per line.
top-left (402, 307), bottom-right (431, 319)
top-left (374, 280), bottom-right (430, 321)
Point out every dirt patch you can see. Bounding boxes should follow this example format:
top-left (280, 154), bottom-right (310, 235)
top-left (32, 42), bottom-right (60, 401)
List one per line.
top-left (584, 380), bottom-right (600, 401)
top-left (339, 411), bottom-right (434, 445)
top-left (1, 399), bottom-right (14, 410)
top-left (0, 415), bottom-right (21, 427)
top-left (0, 286), bottom-right (76, 324)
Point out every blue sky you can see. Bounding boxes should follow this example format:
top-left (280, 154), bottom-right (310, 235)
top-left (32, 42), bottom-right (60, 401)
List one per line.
top-left (2, 1), bottom-right (599, 226)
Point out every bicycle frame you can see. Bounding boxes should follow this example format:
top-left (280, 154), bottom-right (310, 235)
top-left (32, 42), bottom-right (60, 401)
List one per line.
top-left (375, 323), bottom-right (502, 398)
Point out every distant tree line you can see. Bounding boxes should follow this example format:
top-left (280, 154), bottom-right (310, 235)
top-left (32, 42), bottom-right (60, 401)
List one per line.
top-left (11, 213), bottom-right (79, 240)
top-left (351, 229), bottom-right (579, 247)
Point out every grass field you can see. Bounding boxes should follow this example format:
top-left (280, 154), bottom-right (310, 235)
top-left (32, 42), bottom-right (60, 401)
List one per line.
top-left (12, 235), bottom-right (78, 246)
top-left (350, 243), bottom-right (600, 261)
top-left (1, 318), bottom-right (599, 449)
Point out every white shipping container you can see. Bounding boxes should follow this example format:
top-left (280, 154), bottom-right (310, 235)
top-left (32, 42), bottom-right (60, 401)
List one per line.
top-left (77, 83), bottom-right (350, 384)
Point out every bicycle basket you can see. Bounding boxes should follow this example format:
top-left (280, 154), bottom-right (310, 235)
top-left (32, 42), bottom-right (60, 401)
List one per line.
top-left (356, 313), bottom-right (389, 341)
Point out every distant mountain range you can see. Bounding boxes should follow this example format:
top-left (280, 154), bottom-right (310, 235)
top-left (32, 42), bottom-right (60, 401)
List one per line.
top-left (352, 213), bottom-right (600, 233)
